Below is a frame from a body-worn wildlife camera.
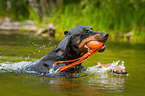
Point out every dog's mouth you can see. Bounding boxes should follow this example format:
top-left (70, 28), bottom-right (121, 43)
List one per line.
top-left (78, 33), bottom-right (108, 53)
top-left (98, 44), bottom-right (106, 52)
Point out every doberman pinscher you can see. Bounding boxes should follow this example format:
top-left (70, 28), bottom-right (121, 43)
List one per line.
top-left (20, 26), bottom-right (127, 74)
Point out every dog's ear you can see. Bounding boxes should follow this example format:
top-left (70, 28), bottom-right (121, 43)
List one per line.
top-left (64, 31), bottom-right (69, 36)
top-left (55, 35), bottom-right (71, 56)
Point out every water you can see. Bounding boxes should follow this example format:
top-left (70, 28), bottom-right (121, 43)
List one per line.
top-left (0, 34), bottom-right (145, 96)
top-left (0, 60), bottom-right (126, 76)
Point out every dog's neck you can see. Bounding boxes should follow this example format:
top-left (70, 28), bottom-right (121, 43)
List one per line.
top-left (64, 44), bottom-right (82, 60)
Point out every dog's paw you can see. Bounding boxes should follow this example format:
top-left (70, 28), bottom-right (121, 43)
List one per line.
top-left (112, 66), bottom-right (128, 74)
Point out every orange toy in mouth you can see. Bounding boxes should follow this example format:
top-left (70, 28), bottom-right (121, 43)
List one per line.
top-left (86, 41), bottom-right (104, 54)
top-left (55, 41), bottom-right (104, 72)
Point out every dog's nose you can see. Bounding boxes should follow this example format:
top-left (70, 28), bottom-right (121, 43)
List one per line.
top-left (103, 33), bottom-right (109, 37)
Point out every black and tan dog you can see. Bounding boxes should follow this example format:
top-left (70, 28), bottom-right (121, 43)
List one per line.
top-left (20, 26), bottom-right (127, 74)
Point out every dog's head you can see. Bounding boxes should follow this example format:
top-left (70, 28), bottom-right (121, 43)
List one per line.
top-left (55, 26), bottom-right (109, 57)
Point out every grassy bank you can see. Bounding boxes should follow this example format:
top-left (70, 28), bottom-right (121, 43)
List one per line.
top-left (0, 0), bottom-right (145, 43)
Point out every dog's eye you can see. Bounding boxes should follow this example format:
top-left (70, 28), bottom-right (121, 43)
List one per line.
top-left (85, 30), bottom-right (89, 34)
top-left (84, 28), bottom-right (90, 35)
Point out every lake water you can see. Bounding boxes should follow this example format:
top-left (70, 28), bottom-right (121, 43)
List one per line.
top-left (0, 34), bottom-right (145, 96)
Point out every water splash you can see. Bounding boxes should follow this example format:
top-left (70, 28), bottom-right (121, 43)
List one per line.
top-left (49, 63), bottom-right (60, 75)
top-left (86, 60), bottom-right (125, 74)
top-left (0, 61), bottom-right (31, 72)
top-left (0, 60), bottom-right (126, 77)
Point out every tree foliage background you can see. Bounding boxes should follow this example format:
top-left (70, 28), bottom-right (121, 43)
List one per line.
top-left (0, 0), bottom-right (145, 42)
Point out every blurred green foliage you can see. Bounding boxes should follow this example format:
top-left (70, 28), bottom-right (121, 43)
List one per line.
top-left (0, 0), bottom-right (145, 42)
